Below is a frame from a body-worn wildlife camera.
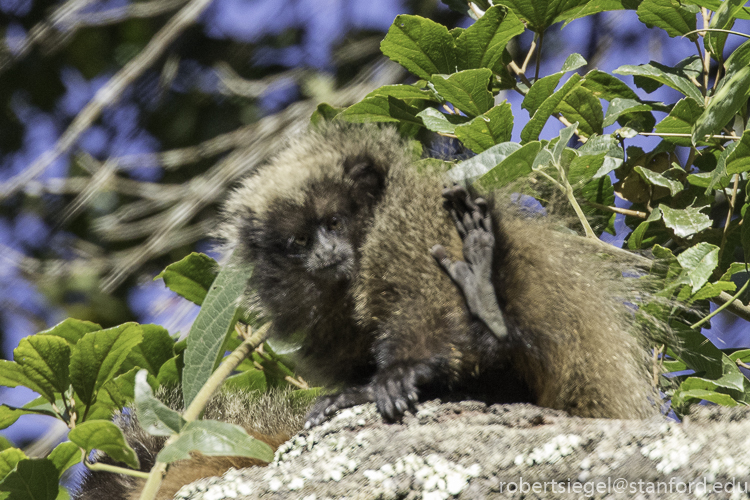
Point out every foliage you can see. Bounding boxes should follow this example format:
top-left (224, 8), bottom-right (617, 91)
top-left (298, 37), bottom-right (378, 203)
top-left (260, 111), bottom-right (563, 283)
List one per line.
top-left (328, 0), bottom-right (750, 414)
top-left (2, 1), bottom-right (750, 499)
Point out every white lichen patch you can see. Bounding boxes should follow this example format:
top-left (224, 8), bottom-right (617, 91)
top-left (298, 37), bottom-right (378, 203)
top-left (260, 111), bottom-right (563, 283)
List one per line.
top-left (363, 453), bottom-right (480, 499)
top-left (514, 434), bottom-right (583, 466)
top-left (641, 425), bottom-right (703, 474)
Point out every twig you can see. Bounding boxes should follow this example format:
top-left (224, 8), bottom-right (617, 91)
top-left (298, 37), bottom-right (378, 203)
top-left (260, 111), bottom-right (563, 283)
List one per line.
top-left (520, 34), bottom-right (537, 75)
top-left (692, 279), bottom-right (750, 329)
top-left (0, 0), bottom-right (215, 200)
top-left (639, 132), bottom-right (741, 140)
top-left (584, 201), bottom-right (648, 219)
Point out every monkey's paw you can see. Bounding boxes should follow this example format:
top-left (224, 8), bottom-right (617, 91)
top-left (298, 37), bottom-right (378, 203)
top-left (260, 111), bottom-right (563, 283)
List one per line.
top-left (304, 387), bottom-right (374, 428)
top-left (433, 185), bottom-right (508, 339)
top-left (368, 363), bottom-right (436, 422)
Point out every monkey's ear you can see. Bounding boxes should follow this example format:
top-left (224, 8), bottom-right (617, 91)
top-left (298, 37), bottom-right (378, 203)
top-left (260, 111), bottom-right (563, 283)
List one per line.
top-left (343, 154), bottom-right (387, 202)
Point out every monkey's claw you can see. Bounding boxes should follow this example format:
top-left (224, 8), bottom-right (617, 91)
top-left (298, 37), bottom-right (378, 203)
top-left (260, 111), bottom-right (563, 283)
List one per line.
top-left (305, 388), bottom-right (374, 428)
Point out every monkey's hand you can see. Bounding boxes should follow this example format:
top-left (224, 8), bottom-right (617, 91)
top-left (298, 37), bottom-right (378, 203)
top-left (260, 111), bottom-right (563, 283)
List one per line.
top-left (369, 363), bottom-right (430, 422)
top-left (431, 185), bottom-right (508, 339)
top-left (305, 387), bottom-right (374, 428)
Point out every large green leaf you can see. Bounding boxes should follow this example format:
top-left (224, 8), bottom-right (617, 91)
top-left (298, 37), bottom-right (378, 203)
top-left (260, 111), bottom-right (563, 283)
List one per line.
top-left (636, 0), bottom-right (698, 40)
top-left (615, 60), bottom-right (704, 104)
top-left (494, 0), bottom-right (588, 32)
top-left (653, 98), bottom-right (704, 146)
top-left (183, 250), bottom-right (252, 408)
top-left (134, 370), bottom-right (184, 437)
top-left (339, 96), bottom-right (424, 125)
top-left (603, 98), bottom-right (653, 128)
top-left (659, 204), bottom-right (711, 238)
top-left (156, 420), bottom-right (274, 464)
top-left (446, 142), bottom-right (522, 183)
top-left (454, 5), bottom-right (525, 72)
top-left (521, 74), bottom-right (582, 143)
top-left (681, 0), bottom-right (750, 19)
top-left (430, 69), bottom-right (493, 117)
top-left (121, 324), bottom-right (174, 377)
top-left (155, 253), bottom-right (218, 306)
top-left (0, 361), bottom-right (49, 401)
top-left (476, 141), bottom-right (542, 190)
top-left (672, 323), bottom-right (747, 392)
top-left (705, 0), bottom-right (747, 61)
top-left (0, 459), bottom-right (58, 500)
top-left (37, 319), bottom-right (101, 346)
top-left (380, 15), bottom-right (457, 80)
top-left (13, 336), bottom-right (70, 402)
top-left (676, 242), bottom-right (720, 293)
top-left (556, 86), bottom-right (603, 137)
top-left (522, 53), bottom-right (586, 116)
top-left (68, 421), bottom-right (139, 469)
top-left (0, 448), bottom-right (26, 479)
top-left (69, 324), bottom-right (143, 406)
top-left (454, 102), bottom-right (514, 153)
top-left (364, 85), bottom-right (440, 102)
top-left (47, 443), bottom-right (80, 475)
top-left (724, 129), bottom-right (750, 175)
top-left (581, 70), bottom-right (639, 101)
top-left (416, 108), bottom-right (468, 134)
top-left (692, 67), bottom-right (750, 144)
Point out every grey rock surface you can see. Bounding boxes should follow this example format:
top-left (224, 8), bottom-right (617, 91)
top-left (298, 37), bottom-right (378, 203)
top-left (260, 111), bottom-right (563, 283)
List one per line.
top-left (174, 401), bottom-right (750, 499)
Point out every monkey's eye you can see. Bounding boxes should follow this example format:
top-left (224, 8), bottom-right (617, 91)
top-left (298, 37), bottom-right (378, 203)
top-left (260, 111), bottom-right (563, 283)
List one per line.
top-left (293, 235), bottom-right (308, 247)
top-left (327, 216), bottom-right (342, 231)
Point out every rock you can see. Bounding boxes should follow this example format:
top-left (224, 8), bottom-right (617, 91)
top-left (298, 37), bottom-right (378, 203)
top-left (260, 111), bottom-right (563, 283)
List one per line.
top-left (174, 400), bottom-right (750, 500)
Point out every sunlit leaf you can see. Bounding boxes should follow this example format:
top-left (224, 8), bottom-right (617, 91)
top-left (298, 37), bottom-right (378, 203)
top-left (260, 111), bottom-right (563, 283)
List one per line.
top-left (68, 421), bottom-right (139, 469)
top-left (454, 102), bottom-right (514, 153)
top-left (430, 69), bottom-right (493, 117)
top-left (380, 15), bottom-right (457, 80)
top-left (156, 420), bottom-right (273, 464)
top-left (155, 253), bottom-right (218, 306)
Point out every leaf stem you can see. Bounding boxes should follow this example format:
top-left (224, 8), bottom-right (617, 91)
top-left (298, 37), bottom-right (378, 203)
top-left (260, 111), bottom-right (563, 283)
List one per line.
top-left (691, 276), bottom-right (750, 329)
top-left (535, 31), bottom-right (544, 82)
top-left (137, 323), bottom-right (271, 500)
top-left (86, 460), bottom-right (151, 479)
top-left (521, 34), bottom-right (538, 75)
top-left (718, 174), bottom-right (740, 264)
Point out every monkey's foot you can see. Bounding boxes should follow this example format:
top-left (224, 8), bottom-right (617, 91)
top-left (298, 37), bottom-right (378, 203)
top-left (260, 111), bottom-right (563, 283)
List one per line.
top-left (369, 363), bottom-right (430, 422)
top-left (305, 388), bottom-right (374, 428)
top-left (432, 185), bottom-right (508, 339)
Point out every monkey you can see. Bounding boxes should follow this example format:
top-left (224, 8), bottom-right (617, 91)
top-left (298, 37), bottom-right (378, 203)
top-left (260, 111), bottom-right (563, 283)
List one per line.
top-left (221, 121), bottom-right (662, 426)
top-left (74, 122), bottom-right (664, 500)
top-left (74, 389), bottom-right (311, 500)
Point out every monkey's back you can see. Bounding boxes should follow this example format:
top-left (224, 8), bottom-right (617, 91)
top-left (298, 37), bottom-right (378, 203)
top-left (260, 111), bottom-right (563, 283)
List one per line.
top-left (355, 166), bottom-right (656, 419)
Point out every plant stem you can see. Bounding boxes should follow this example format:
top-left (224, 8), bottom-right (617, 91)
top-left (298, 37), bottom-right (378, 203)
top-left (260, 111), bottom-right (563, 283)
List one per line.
top-left (692, 276), bottom-right (750, 329)
top-left (87, 460), bottom-right (151, 479)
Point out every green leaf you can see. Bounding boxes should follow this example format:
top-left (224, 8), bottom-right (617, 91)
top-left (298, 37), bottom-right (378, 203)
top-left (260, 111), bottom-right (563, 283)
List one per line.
top-left (705, 141), bottom-right (736, 192)
top-left (68, 421), bottom-right (139, 469)
top-left (673, 324), bottom-right (746, 391)
top-left (674, 385), bottom-right (739, 407)
top-left (494, 0), bottom-right (588, 32)
top-left (454, 102), bottom-right (514, 153)
top-left (653, 98), bottom-right (705, 146)
top-left (636, 0), bottom-right (698, 40)
top-left (134, 370), bottom-right (184, 437)
top-left (47, 443), bottom-right (80, 475)
top-left (692, 68), bottom-right (750, 145)
top-left (706, 0), bottom-right (746, 61)
top-left (0, 449), bottom-right (26, 479)
top-left (729, 349), bottom-right (750, 364)
top-left (681, 0), bottom-right (750, 19)
top-left (725, 130), bottom-right (750, 175)
top-left (121, 324), bottom-right (174, 377)
top-left (475, 141), bottom-right (543, 190)
top-left (156, 355), bottom-right (182, 388)
top-left (676, 242), bottom-right (720, 293)
top-left (430, 69), bottom-right (493, 117)
top-left (454, 5), bottom-right (525, 72)
top-left (556, 86), bottom-right (603, 137)
top-left (222, 368), bottom-right (268, 392)
top-left (13, 336), bottom-right (70, 402)
top-left (615, 60), bottom-right (704, 104)
top-left (156, 420), bottom-right (274, 464)
top-left (580, 70), bottom-right (640, 101)
top-left (690, 281), bottom-right (736, 301)
top-left (0, 459), bottom-right (58, 500)
top-left (447, 142), bottom-right (522, 183)
top-left (365, 85), bottom-right (439, 102)
top-left (339, 96), bottom-right (423, 125)
top-left (155, 253), bottom-right (218, 306)
top-left (521, 74), bottom-right (582, 143)
top-left (69, 324), bottom-right (143, 406)
top-left (380, 15), bottom-right (457, 80)
top-left (416, 108), bottom-right (468, 134)
top-left (634, 166), bottom-right (684, 196)
top-left (523, 54), bottom-right (586, 116)
top-left (0, 361), bottom-right (49, 400)
top-left (37, 319), bottom-right (101, 346)
top-left (183, 250), bottom-right (252, 408)
top-left (310, 103), bottom-right (344, 126)
top-left (603, 98), bottom-right (653, 128)
top-left (659, 204), bottom-right (711, 238)
top-left (724, 39), bottom-right (750, 79)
